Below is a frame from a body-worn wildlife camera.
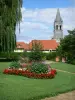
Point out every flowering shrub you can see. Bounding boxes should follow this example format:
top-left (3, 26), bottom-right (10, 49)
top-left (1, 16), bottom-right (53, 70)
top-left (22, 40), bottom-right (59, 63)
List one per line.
top-left (20, 63), bottom-right (32, 68)
top-left (4, 62), bottom-right (57, 79)
top-left (52, 69), bottom-right (57, 74)
top-left (28, 62), bottom-right (48, 74)
top-left (3, 68), bottom-right (57, 79)
top-left (9, 61), bottom-right (20, 69)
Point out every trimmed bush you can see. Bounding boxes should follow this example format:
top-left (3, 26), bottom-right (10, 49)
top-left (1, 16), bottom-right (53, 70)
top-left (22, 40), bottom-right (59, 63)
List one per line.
top-left (46, 52), bottom-right (57, 61)
top-left (0, 52), bottom-right (20, 61)
top-left (29, 51), bottom-right (43, 62)
top-left (29, 40), bottom-right (44, 62)
top-left (71, 59), bottom-right (75, 65)
top-left (0, 52), bottom-right (30, 62)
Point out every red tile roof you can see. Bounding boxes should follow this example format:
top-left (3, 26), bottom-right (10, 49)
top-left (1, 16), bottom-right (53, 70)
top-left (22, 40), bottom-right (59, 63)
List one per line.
top-left (16, 42), bottom-right (28, 50)
top-left (16, 40), bottom-right (59, 51)
top-left (29, 40), bottom-right (59, 50)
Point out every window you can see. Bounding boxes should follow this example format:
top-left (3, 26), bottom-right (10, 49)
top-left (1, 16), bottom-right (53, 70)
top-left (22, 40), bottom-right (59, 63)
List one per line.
top-left (60, 25), bottom-right (62, 30)
top-left (56, 25), bottom-right (58, 30)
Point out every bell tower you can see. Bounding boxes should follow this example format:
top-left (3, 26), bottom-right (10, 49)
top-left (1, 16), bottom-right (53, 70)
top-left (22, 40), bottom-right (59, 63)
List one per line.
top-left (54, 9), bottom-right (63, 42)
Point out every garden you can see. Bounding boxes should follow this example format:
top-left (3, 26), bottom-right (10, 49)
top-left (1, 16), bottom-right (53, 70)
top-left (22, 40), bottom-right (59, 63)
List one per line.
top-left (0, 40), bottom-right (75, 100)
top-left (2, 41), bottom-right (57, 79)
top-left (0, 1), bottom-right (75, 100)
top-left (0, 62), bottom-right (75, 100)
top-left (3, 61), bottom-right (57, 79)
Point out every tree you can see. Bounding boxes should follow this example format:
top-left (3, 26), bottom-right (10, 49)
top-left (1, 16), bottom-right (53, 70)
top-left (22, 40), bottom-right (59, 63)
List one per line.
top-left (56, 29), bottom-right (75, 64)
top-left (0, 0), bottom-right (22, 52)
top-left (29, 40), bottom-right (44, 62)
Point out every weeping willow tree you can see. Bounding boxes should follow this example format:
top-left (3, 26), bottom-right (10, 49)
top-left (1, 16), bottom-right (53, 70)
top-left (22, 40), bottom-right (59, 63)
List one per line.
top-left (0, 0), bottom-right (22, 52)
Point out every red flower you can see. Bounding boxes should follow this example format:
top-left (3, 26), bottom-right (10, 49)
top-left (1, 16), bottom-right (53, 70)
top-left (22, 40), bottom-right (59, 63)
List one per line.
top-left (3, 68), bottom-right (57, 79)
top-left (3, 69), bottom-right (9, 74)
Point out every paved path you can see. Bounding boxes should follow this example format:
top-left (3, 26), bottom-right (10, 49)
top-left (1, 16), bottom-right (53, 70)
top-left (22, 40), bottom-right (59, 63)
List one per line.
top-left (43, 60), bottom-right (57, 64)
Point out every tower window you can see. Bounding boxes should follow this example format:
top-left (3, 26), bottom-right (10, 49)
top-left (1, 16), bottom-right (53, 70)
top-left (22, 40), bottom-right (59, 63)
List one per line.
top-left (56, 25), bottom-right (58, 30)
top-left (60, 25), bottom-right (62, 30)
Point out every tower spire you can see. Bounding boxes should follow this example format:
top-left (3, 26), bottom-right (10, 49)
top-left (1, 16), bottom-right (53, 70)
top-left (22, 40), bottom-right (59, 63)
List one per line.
top-left (53, 8), bottom-right (63, 42)
top-left (55, 8), bottom-right (63, 22)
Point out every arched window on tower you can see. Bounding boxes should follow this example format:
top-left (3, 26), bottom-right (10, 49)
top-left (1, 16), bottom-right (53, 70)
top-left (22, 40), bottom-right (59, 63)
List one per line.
top-left (56, 25), bottom-right (58, 30)
top-left (60, 25), bottom-right (62, 30)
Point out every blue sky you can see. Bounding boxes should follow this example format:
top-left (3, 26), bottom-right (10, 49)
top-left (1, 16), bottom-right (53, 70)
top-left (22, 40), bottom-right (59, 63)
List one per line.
top-left (23, 0), bottom-right (73, 8)
top-left (16, 0), bottom-right (75, 43)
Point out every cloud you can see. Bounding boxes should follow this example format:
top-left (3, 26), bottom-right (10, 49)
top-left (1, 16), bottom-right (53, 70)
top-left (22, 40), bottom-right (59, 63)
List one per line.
top-left (16, 7), bottom-right (75, 43)
top-left (21, 22), bottom-right (49, 30)
top-left (16, 34), bottom-right (35, 43)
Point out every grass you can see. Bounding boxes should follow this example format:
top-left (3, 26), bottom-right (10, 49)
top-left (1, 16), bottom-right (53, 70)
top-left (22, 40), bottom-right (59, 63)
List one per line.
top-left (51, 62), bottom-right (75, 73)
top-left (0, 62), bottom-right (75, 100)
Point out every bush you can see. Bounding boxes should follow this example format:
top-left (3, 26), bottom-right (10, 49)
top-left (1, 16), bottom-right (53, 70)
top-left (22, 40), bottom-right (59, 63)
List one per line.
top-left (18, 56), bottom-right (29, 63)
top-left (9, 61), bottom-right (20, 69)
top-left (72, 59), bottom-right (75, 65)
top-left (0, 52), bottom-right (30, 61)
top-left (29, 62), bottom-right (48, 74)
top-left (71, 59), bottom-right (75, 65)
top-left (29, 51), bottom-right (43, 62)
top-left (0, 52), bottom-right (21, 61)
top-left (46, 52), bottom-right (56, 60)
top-left (41, 53), bottom-right (47, 61)
top-left (29, 40), bottom-right (44, 62)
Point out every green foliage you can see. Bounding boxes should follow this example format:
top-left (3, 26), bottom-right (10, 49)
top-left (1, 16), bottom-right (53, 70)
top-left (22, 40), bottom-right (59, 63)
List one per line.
top-left (29, 51), bottom-right (43, 61)
top-left (0, 0), bottom-right (22, 52)
top-left (0, 51), bottom-right (33, 62)
top-left (29, 40), bottom-right (44, 61)
top-left (46, 52), bottom-right (57, 60)
top-left (72, 59), bottom-right (75, 65)
top-left (29, 62), bottom-right (48, 74)
top-left (56, 29), bottom-right (75, 64)
top-left (0, 52), bottom-right (23, 61)
top-left (19, 57), bottom-right (29, 63)
top-left (0, 62), bottom-right (75, 100)
top-left (67, 58), bottom-right (75, 65)
top-left (9, 61), bottom-right (20, 68)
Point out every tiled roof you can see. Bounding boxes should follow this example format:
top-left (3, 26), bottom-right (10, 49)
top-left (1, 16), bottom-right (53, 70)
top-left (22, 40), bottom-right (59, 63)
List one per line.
top-left (16, 42), bottom-right (29, 50)
top-left (29, 40), bottom-right (59, 50)
top-left (16, 40), bottom-right (59, 50)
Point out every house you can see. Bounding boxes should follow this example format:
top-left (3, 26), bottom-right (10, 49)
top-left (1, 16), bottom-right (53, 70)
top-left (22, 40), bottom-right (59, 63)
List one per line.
top-left (29, 40), bottom-right (59, 53)
top-left (14, 42), bottom-right (28, 52)
top-left (15, 40), bottom-right (59, 53)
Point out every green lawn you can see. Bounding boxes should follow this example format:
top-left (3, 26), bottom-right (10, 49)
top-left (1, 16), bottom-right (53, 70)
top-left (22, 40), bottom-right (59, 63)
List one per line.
top-left (0, 62), bottom-right (75, 100)
top-left (51, 62), bottom-right (75, 73)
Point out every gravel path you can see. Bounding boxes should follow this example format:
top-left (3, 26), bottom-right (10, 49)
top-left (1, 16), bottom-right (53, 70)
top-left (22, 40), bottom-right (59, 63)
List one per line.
top-left (55, 69), bottom-right (75, 75)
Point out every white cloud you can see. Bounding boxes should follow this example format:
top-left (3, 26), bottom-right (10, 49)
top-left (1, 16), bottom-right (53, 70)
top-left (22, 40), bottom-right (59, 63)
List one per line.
top-left (20, 21), bottom-right (49, 30)
top-left (16, 7), bottom-right (75, 43)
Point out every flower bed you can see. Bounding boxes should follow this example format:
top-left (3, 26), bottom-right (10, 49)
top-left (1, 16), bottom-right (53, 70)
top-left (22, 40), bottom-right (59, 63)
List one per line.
top-left (20, 63), bottom-right (32, 68)
top-left (3, 68), bottom-right (57, 79)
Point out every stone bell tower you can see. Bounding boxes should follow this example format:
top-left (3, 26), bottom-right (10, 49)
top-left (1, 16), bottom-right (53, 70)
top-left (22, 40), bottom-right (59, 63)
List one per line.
top-left (53, 9), bottom-right (63, 42)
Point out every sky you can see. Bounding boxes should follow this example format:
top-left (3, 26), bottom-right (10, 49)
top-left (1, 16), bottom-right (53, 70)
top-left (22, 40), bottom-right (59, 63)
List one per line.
top-left (16, 0), bottom-right (75, 43)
